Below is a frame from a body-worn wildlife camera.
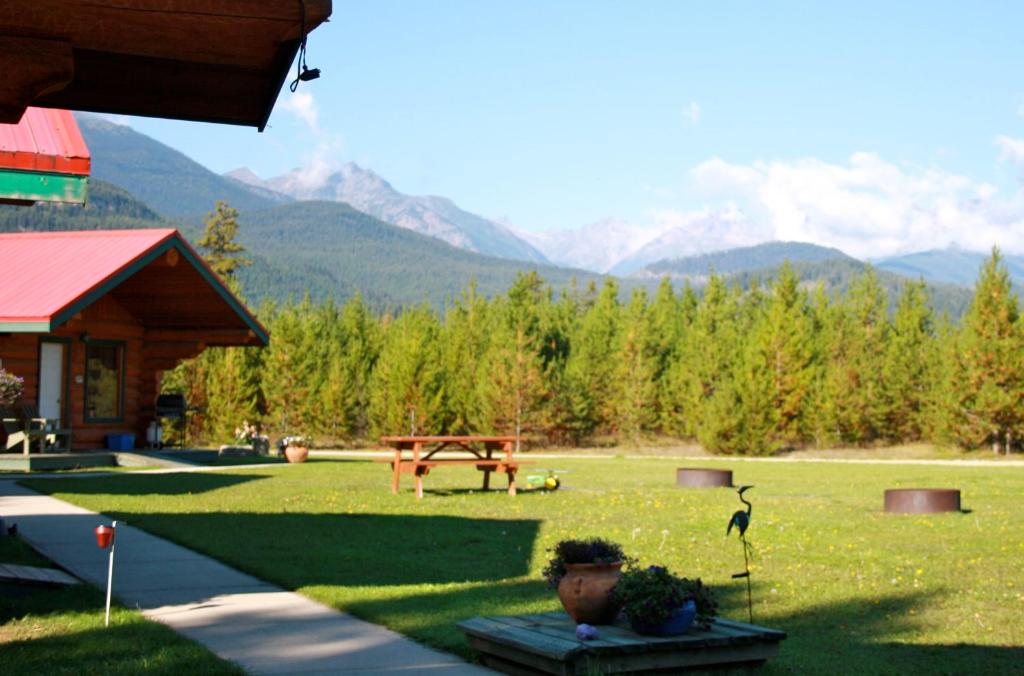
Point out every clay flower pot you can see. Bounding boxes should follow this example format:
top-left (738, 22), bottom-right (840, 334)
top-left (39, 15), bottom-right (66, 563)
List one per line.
top-left (284, 445), bottom-right (309, 463)
top-left (557, 562), bottom-right (624, 624)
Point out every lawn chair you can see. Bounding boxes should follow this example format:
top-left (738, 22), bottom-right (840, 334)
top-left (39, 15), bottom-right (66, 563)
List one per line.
top-left (2, 405), bottom-right (57, 455)
top-left (20, 402), bottom-right (71, 452)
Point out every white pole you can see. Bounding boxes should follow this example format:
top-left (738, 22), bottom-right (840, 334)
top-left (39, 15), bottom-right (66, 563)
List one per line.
top-left (104, 520), bottom-right (117, 627)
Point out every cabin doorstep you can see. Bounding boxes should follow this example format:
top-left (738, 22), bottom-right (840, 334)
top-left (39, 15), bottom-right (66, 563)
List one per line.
top-left (0, 229), bottom-right (268, 451)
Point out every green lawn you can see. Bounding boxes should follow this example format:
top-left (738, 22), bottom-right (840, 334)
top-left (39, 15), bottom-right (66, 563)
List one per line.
top-left (0, 535), bottom-right (241, 675)
top-left (23, 457), bottom-right (1024, 674)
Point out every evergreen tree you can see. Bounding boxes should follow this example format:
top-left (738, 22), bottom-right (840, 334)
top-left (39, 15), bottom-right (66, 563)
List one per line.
top-left (951, 248), bottom-right (1024, 453)
top-left (197, 201), bottom-right (251, 278)
top-left (368, 306), bottom-right (444, 436)
top-left (262, 301), bottom-right (314, 434)
top-left (882, 280), bottom-right (936, 441)
top-left (478, 274), bottom-right (548, 449)
top-left (614, 288), bottom-right (657, 441)
top-left (329, 294), bottom-right (380, 438)
top-left (562, 279), bottom-right (622, 441)
top-left (819, 268), bottom-right (890, 444)
top-left (663, 274), bottom-right (738, 440)
top-left (440, 281), bottom-right (491, 433)
top-left (727, 263), bottom-right (815, 454)
top-left (203, 346), bottom-right (264, 442)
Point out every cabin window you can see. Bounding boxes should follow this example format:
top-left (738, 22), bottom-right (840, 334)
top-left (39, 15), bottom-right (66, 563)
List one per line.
top-left (85, 341), bottom-right (124, 422)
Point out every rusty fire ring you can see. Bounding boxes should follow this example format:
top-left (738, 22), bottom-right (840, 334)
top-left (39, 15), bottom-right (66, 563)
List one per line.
top-left (676, 468), bottom-right (734, 488)
top-left (884, 488), bottom-right (961, 514)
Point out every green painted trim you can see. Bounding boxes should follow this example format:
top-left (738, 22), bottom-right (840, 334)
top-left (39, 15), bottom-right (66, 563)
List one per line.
top-left (51, 233), bottom-right (269, 345)
top-left (83, 339), bottom-right (126, 424)
top-left (0, 169), bottom-right (87, 204)
top-left (0, 321), bottom-right (51, 332)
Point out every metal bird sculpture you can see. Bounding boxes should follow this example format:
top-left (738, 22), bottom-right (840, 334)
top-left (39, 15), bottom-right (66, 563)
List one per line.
top-left (726, 485), bottom-right (754, 536)
top-left (727, 485), bottom-right (755, 623)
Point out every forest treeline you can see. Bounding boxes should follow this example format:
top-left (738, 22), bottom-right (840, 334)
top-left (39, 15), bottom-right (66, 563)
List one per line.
top-left (169, 250), bottom-right (1022, 455)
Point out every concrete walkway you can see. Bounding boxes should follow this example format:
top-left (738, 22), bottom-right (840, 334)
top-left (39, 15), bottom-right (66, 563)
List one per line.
top-left (0, 479), bottom-right (491, 675)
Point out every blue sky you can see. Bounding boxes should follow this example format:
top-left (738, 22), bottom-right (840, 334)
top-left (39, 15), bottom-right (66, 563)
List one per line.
top-left (119, 2), bottom-right (1024, 257)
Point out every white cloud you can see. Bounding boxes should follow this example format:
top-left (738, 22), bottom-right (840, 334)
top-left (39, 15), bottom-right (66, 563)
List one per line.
top-left (275, 89), bottom-right (346, 191)
top-left (682, 101), bottom-right (700, 124)
top-left (683, 152), bottom-right (1022, 259)
top-left (279, 90), bottom-right (320, 132)
top-left (995, 135), bottom-right (1024, 164)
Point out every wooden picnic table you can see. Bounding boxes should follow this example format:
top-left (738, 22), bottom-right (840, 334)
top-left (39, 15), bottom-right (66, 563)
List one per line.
top-left (458, 611), bottom-right (787, 674)
top-left (378, 435), bottom-right (532, 498)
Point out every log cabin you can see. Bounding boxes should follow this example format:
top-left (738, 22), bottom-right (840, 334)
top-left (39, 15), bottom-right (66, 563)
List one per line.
top-left (0, 228), bottom-right (268, 451)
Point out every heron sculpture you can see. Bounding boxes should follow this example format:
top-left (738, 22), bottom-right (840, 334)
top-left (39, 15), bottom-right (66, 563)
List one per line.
top-left (727, 485), bottom-right (755, 623)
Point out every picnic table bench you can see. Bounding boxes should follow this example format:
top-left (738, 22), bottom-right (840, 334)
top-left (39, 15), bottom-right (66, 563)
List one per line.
top-left (458, 611), bottom-right (786, 674)
top-left (378, 435), bottom-right (533, 498)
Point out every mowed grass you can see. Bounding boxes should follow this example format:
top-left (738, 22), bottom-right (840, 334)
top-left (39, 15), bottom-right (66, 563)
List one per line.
top-left (0, 535), bottom-right (242, 675)
top-left (24, 457), bottom-right (1024, 674)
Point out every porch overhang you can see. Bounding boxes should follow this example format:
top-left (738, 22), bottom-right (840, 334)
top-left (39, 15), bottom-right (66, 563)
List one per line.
top-left (0, 1), bottom-right (332, 131)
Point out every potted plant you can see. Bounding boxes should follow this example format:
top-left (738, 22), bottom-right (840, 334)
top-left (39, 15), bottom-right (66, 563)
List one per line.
top-left (0, 368), bottom-right (24, 408)
top-left (234, 420), bottom-right (270, 454)
top-left (543, 538), bottom-right (630, 624)
top-left (277, 434), bottom-right (311, 463)
top-left (611, 565), bottom-right (718, 636)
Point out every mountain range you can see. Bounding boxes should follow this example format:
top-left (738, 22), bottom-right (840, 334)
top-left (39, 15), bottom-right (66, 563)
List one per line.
top-left (875, 249), bottom-right (1024, 288)
top-left (6, 113), bottom-right (1007, 315)
top-left (228, 164), bottom-right (549, 264)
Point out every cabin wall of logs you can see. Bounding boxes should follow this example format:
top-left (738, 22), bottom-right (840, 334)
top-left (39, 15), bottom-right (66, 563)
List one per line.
top-left (0, 295), bottom-right (203, 450)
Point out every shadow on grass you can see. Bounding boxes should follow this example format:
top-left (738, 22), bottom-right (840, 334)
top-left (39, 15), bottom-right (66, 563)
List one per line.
top-left (339, 578), bottom-right (1023, 671)
top-left (720, 583), bottom-right (1024, 673)
top-left (21, 471), bottom-right (268, 496)
top-left (1, 583), bottom-right (241, 675)
top-left (98, 511), bottom-right (541, 587)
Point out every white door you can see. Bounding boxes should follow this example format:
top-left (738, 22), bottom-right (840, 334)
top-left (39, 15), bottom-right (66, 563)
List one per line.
top-left (39, 342), bottom-right (65, 423)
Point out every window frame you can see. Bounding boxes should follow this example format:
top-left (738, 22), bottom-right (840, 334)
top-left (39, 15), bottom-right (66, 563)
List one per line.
top-left (83, 339), bottom-right (126, 424)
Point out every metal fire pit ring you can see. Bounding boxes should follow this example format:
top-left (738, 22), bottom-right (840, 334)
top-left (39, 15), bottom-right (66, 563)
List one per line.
top-left (884, 488), bottom-right (961, 514)
top-left (676, 468), bottom-right (734, 488)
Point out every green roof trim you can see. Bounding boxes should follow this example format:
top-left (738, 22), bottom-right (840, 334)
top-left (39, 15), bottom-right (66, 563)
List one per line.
top-left (48, 233), bottom-right (268, 345)
top-left (0, 169), bottom-right (88, 205)
top-left (173, 238), bottom-right (270, 345)
top-left (0, 320), bottom-right (51, 332)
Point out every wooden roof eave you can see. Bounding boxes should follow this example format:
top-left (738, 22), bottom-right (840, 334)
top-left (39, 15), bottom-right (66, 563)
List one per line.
top-left (40, 233), bottom-right (269, 345)
top-left (0, 0), bottom-right (332, 129)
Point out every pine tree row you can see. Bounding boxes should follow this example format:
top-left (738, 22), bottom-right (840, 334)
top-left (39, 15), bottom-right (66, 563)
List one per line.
top-left (168, 250), bottom-right (1024, 455)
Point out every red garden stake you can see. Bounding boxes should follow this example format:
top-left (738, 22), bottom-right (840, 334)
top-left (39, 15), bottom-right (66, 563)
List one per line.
top-left (94, 521), bottom-right (119, 626)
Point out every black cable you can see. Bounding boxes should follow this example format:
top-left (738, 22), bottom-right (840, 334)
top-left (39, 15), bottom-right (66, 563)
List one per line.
top-left (289, 0), bottom-right (319, 92)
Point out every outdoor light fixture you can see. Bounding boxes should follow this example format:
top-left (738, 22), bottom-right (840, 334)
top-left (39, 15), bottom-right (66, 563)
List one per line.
top-left (298, 65), bottom-right (320, 82)
top-left (94, 520), bottom-right (119, 627)
top-left (79, 332), bottom-right (90, 343)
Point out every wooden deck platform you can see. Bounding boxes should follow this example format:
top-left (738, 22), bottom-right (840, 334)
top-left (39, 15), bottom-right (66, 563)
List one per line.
top-left (0, 451), bottom-right (117, 472)
top-left (0, 450), bottom-right (197, 473)
top-left (458, 611), bottom-right (786, 674)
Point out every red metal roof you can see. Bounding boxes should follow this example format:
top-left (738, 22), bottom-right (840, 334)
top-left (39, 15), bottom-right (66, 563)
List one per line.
top-left (0, 228), bottom-right (268, 343)
top-left (0, 108), bottom-right (91, 175)
top-left (0, 229), bottom-right (176, 325)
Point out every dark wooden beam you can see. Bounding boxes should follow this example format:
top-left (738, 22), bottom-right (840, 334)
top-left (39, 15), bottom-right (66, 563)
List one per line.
top-left (0, 37), bottom-right (72, 123)
top-left (0, 1), bottom-right (331, 128)
top-left (37, 49), bottom-right (268, 127)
